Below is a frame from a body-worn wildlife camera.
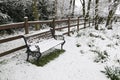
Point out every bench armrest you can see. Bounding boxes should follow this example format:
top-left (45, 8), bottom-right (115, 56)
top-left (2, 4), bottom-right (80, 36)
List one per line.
top-left (50, 28), bottom-right (65, 40)
top-left (54, 34), bottom-right (65, 41)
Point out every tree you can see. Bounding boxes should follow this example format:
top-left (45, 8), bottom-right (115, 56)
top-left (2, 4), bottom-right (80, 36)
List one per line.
top-left (32, 0), bottom-right (40, 30)
top-left (80, 0), bottom-right (86, 28)
top-left (80, 0), bottom-right (92, 28)
top-left (105, 0), bottom-right (119, 29)
top-left (38, 0), bottom-right (49, 20)
top-left (85, 0), bottom-right (92, 19)
top-left (0, 0), bottom-right (26, 22)
top-left (85, 0), bottom-right (92, 28)
top-left (80, 0), bottom-right (86, 17)
top-left (95, 0), bottom-right (99, 30)
top-left (0, 0), bottom-right (34, 23)
top-left (61, 0), bottom-right (65, 18)
top-left (71, 0), bottom-right (75, 17)
top-left (54, 0), bottom-right (58, 18)
top-left (69, 0), bottom-right (73, 16)
top-left (0, 12), bottom-right (11, 24)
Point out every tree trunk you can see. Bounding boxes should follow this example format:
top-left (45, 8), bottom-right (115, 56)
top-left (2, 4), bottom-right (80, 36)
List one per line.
top-left (79, 0), bottom-right (86, 28)
top-left (105, 0), bottom-right (119, 29)
top-left (79, 0), bottom-right (86, 17)
top-left (61, 0), bottom-right (64, 18)
top-left (32, 0), bottom-right (40, 30)
top-left (82, 0), bottom-right (86, 17)
top-left (54, 0), bottom-right (58, 19)
top-left (71, 0), bottom-right (75, 17)
top-left (86, 0), bottom-right (91, 18)
top-left (95, 0), bottom-right (99, 30)
top-left (69, 0), bottom-right (73, 16)
top-left (85, 0), bottom-right (92, 27)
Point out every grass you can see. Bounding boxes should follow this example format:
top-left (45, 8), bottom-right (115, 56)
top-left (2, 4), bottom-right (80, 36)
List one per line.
top-left (31, 49), bottom-right (65, 66)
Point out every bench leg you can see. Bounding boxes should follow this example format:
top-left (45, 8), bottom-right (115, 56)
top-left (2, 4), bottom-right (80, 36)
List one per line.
top-left (26, 49), bottom-right (30, 61)
top-left (36, 52), bottom-right (42, 64)
top-left (61, 41), bottom-right (65, 50)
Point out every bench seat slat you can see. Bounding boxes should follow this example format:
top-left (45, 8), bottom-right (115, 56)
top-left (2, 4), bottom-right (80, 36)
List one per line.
top-left (29, 38), bottom-right (64, 53)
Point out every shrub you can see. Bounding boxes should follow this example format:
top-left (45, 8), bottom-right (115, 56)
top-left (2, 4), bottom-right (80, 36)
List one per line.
top-left (90, 50), bottom-right (109, 63)
top-left (76, 32), bottom-right (85, 37)
top-left (102, 66), bottom-right (120, 80)
top-left (0, 0), bottom-right (34, 22)
top-left (0, 12), bottom-right (14, 34)
top-left (89, 33), bottom-right (105, 40)
top-left (0, 12), bottom-right (12, 24)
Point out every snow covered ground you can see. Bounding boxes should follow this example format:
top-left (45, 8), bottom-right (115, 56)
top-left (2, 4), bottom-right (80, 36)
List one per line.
top-left (0, 23), bottom-right (120, 80)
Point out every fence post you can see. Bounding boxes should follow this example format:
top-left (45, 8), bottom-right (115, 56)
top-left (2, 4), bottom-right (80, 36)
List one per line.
top-left (24, 17), bottom-right (29, 34)
top-left (89, 17), bottom-right (90, 27)
top-left (77, 17), bottom-right (80, 32)
top-left (84, 17), bottom-right (86, 28)
top-left (92, 16), bottom-right (94, 26)
top-left (52, 18), bottom-right (55, 35)
top-left (68, 17), bottom-right (70, 36)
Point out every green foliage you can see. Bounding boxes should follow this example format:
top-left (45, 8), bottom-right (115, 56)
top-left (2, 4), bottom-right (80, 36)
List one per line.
top-left (38, 0), bottom-right (49, 20)
top-left (0, 0), bottom-right (25, 22)
top-left (0, 0), bottom-right (56, 24)
top-left (0, 12), bottom-right (14, 34)
top-left (0, 0), bottom-right (33, 23)
top-left (90, 50), bottom-right (109, 63)
top-left (0, 0), bottom-right (33, 34)
top-left (31, 49), bottom-right (65, 66)
top-left (0, 12), bottom-right (12, 25)
top-left (101, 66), bottom-right (120, 80)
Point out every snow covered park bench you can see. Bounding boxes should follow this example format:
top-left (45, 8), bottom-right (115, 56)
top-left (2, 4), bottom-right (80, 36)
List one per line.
top-left (22, 28), bottom-right (65, 63)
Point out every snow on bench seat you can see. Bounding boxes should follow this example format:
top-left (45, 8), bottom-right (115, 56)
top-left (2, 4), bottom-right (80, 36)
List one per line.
top-left (29, 38), bottom-right (64, 53)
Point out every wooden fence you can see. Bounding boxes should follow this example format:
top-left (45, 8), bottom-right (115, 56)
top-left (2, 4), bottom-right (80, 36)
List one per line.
top-left (0, 17), bottom-right (91, 57)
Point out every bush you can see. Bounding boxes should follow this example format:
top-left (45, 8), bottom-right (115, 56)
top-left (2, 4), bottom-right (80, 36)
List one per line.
top-left (0, 12), bottom-right (14, 34)
top-left (0, 12), bottom-right (12, 24)
top-left (0, 0), bottom-right (56, 23)
top-left (90, 50), bottom-right (109, 63)
top-left (102, 66), bottom-right (120, 80)
top-left (0, 0), bottom-right (33, 22)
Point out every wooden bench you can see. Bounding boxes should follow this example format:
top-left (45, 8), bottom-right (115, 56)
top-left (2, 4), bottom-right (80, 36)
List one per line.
top-left (22, 28), bottom-right (65, 63)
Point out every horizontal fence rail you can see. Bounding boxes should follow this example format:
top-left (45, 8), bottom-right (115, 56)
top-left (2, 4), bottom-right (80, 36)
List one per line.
top-left (0, 35), bottom-right (23, 44)
top-left (0, 22), bottom-right (24, 30)
top-left (0, 17), bottom-right (92, 57)
top-left (0, 45), bottom-right (26, 57)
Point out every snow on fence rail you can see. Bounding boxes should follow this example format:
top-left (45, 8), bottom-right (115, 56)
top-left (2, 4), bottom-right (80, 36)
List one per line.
top-left (0, 17), bottom-right (91, 57)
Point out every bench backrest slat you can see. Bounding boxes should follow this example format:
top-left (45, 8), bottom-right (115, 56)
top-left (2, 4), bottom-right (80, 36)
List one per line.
top-left (25, 29), bottom-right (54, 46)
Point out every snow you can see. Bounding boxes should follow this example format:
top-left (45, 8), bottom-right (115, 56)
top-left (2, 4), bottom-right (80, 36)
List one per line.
top-left (115, 4), bottom-right (120, 15)
top-left (1, 23), bottom-right (120, 80)
top-left (29, 38), bottom-right (64, 53)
